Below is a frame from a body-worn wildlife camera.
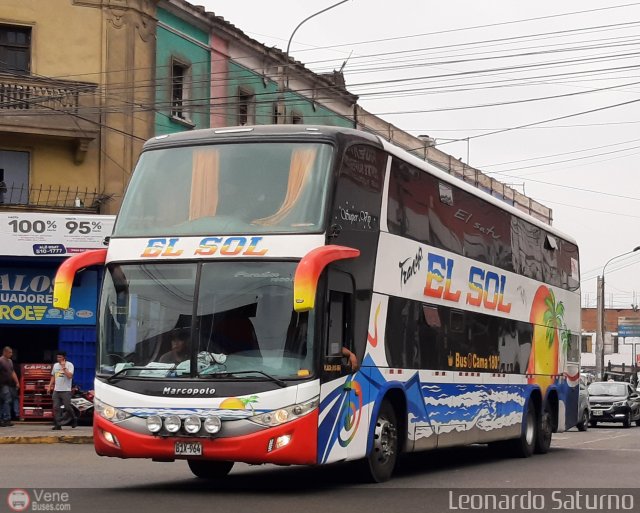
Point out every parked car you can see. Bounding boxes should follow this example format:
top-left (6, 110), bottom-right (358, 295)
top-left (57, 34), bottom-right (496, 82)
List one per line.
top-left (576, 380), bottom-right (590, 431)
top-left (588, 381), bottom-right (640, 428)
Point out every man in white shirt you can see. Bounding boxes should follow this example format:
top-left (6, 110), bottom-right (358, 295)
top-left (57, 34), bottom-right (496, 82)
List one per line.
top-left (47, 351), bottom-right (77, 430)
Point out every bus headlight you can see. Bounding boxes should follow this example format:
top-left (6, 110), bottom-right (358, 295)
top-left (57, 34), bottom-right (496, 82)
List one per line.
top-left (249, 397), bottom-right (318, 427)
top-left (203, 416), bottom-right (222, 434)
top-left (184, 415), bottom-right (202, 434)
top-left (164, 415), bottom-right (182, 433)
top-left (95, 398), bottom-right (132, 423)
top-left (146, 415), bottom-right (163, 433)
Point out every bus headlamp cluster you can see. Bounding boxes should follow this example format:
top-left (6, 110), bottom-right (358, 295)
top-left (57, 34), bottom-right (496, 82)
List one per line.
top-left (145, 414), bottom-right (222, 435)
top-left (249, 397), bottom-right (319, 427)
top-left (95, 398), bottom-right (132, 423)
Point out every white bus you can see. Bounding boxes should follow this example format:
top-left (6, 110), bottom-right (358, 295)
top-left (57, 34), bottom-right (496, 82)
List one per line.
top-left (54, 125), bottom-right (581, 482)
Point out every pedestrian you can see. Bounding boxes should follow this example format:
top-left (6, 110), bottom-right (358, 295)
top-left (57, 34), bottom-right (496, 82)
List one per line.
top-left (47, 351), bottom-right (77, 430)
top-left (0, 346), bottom-right (20, 427)
top-left (10, 355), bottom-right (20, 420)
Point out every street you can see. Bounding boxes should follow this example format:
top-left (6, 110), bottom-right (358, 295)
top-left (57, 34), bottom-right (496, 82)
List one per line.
top-left (2, 425), bottom-right (640, 513)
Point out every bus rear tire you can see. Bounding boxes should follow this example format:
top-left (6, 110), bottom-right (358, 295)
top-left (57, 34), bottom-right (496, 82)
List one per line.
top-left (507, 400), bottom-right (536, 458)
top-left (188, 459), bottom-right (234, 479)
top-left (364, 400), bottom-right (398, 483)
top-left (535, 406), bottom-right (553, 454)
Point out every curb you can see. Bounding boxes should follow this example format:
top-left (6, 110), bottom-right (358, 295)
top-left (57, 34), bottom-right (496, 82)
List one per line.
top-left (0, 435), bottom-right (93, 444)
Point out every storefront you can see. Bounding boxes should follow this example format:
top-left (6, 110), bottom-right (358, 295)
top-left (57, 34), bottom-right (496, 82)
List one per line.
top-left (0, 212), bottom-right (115, 391)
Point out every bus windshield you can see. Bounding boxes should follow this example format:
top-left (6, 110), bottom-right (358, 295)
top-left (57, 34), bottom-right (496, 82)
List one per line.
top-left (98, 261), bottom-right (315, 380)
top-left (113, 142), bottom-right (334, 237)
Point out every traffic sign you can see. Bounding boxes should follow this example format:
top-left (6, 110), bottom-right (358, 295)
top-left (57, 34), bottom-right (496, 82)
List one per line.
top-left (619, 325), bottom-right (640, 337)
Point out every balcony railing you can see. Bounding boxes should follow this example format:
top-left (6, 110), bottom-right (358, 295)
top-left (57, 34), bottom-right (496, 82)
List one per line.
top-left (0, 183), bottom-right (112, 213)
top-left (0, 73), bottom-right (97, 113)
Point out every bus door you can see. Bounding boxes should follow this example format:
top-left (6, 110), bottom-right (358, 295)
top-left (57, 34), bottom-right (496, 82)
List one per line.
top-left (322, 269), bottom-right (355, 380)
top-left (319, 268), bottom-right (367, 463)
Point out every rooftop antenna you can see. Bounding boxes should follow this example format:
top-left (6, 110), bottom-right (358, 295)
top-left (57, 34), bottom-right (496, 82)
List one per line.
top-left (338, 50), bottom-right (353, 74)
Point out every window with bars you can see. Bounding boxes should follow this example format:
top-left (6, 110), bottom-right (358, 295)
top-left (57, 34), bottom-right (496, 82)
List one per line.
top-left (237, 88), bottom-right (255, 126)
top-left (171, 60), bottom-right (191, 121)
top-left (0, 25), bottom-right (31, 74)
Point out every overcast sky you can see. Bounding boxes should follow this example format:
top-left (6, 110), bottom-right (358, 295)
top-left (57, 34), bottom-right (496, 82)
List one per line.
top-left (199, 0), bottom-right (640, 310)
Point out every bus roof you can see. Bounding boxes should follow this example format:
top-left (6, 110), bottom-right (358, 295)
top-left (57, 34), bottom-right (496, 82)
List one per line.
top-left (143, 125), bottom-right (381, 151)
top-left (377, 137), bottom-right (578, 246)
top-left (143, 124), bottom-right (577, 246)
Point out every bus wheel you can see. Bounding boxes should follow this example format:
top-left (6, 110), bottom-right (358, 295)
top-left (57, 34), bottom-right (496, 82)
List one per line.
top-left (365, 400), bottom-right (398, 482)
top-left (188, 460), bottom-right (234, 479)
top-left (535, 405), bottom-right (553, 454)
top-left (508, 400), bottom-right (536, 458)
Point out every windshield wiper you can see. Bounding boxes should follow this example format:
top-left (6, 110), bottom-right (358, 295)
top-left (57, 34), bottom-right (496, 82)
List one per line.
top-left (106, 365), bottom-right (176, 382)
top-left (199, 369), bottom-right (287, 387)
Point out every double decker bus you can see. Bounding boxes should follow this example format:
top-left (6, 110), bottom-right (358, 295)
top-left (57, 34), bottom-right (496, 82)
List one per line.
top-left (54, 125), bottom-right (581, 482)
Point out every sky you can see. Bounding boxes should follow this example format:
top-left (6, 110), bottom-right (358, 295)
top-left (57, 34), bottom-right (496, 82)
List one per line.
top-left (199, 0), bottom-right (640, 310)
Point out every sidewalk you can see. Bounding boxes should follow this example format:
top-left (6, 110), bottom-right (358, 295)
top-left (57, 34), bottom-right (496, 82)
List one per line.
top-left (0, 421), bottom-right (93, 444)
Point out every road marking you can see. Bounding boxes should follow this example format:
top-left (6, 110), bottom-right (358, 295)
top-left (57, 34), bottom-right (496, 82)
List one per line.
top-left (555, 447), bottom-right (640, 452)
top-left (581, 433), bottom-right (630, 444)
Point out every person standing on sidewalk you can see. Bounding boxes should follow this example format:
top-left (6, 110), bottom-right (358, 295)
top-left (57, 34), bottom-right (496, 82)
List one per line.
top-left (47, 351), bottom-right (77, 430)
top-left (0, 346), bottom-right (20, 427)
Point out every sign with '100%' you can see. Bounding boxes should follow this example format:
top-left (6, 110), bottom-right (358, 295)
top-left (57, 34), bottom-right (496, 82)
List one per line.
top-left (1, 212), bottom-right (115, 257)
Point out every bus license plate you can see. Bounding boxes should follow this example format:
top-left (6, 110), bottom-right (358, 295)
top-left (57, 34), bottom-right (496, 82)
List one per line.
top-left (175, 441), bottom-right (202, 456)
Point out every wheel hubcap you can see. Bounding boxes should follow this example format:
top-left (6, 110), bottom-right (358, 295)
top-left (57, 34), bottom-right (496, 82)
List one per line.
top-left (373, 418), bottom-right (397, 464)
top-left (525, 412), bottom-right (535, 445)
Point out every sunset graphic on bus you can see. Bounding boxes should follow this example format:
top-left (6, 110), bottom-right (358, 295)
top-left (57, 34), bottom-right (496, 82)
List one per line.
top-left (527, 285), bottom-right (567, 392)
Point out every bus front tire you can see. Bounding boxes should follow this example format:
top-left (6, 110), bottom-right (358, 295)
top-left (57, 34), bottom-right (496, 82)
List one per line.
top-left (187, 459), bottom-right (234, 479)
top-left (364, 400), bottom-right (398, 483)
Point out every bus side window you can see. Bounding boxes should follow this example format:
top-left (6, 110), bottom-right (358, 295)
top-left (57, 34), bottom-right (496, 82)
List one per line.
top-left (327, 291), bottom-right (350, 357)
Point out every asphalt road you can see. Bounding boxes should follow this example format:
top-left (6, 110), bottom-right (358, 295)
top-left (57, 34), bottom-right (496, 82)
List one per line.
top-left (2, 423), bottom-right (640, 513)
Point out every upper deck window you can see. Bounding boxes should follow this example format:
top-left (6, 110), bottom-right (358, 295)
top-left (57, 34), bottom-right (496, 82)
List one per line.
top-left (114, 142), bottom-right (334, 237)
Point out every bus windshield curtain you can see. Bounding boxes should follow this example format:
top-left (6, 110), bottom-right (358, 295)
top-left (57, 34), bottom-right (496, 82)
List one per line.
top-left (189, 149), bottom-right (220, 220)
top-left (253, 147), bottom-right (317, 226)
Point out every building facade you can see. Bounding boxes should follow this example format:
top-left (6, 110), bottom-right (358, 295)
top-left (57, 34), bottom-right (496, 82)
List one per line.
top-left (581, 308), bottom-right (640, 378)
top-left (0, 0), bottom-right (156, 391)
top-left (155, 2), bottom-right (210, 134)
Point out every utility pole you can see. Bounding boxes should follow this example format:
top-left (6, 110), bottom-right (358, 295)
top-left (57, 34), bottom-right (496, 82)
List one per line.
top-left (595, 276), bottom-right (604, 380)
top-left (597, 246), bottom-right (640, 380)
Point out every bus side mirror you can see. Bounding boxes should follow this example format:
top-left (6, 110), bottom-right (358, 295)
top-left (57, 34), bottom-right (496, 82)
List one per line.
top-left (293, 246), bottom-right (359, 312)
top-left (53, 249), bottom-right (107, 309)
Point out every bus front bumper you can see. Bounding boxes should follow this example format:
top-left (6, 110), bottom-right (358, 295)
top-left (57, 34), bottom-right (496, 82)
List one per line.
top-left (94, 410), bottom-right (318, 465)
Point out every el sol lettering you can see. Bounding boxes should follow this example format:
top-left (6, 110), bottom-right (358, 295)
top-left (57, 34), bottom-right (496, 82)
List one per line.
top-left (141, 237), bottom-right (268, 258)
top-left (423, 254), bottom-right (511, 313)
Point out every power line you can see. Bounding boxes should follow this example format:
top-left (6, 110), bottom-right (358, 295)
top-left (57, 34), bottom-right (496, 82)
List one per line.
top-left (287, 2), bottom-right (640, 53)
